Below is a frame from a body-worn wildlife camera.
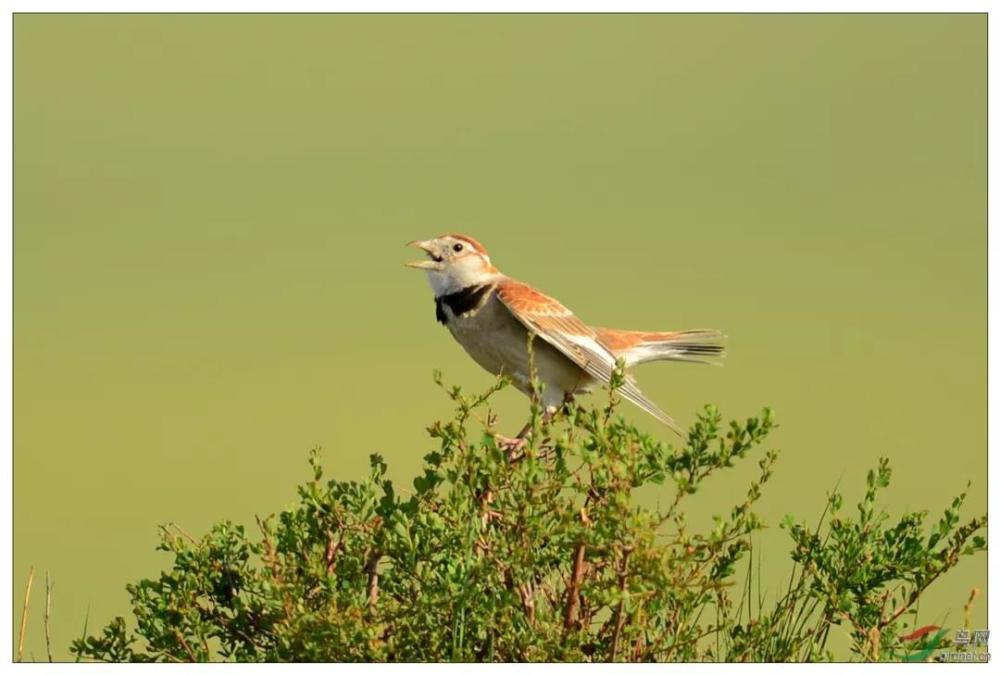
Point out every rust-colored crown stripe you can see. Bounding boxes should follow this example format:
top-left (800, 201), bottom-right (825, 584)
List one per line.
top-left (440, 233), bottom-right (490, 256)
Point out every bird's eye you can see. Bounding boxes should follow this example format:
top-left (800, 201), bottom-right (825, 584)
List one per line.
top-left (453, 243), bottom-right (464, 252)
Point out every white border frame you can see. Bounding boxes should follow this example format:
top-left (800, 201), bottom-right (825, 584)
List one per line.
top-left (2, 5), bottom-right (992, 672)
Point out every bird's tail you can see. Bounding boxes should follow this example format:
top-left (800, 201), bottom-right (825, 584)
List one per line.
top-left (596, 328), bottom-right (727, 367)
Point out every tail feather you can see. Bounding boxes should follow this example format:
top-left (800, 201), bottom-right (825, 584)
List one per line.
top-left (618, 378), bottom-right (684, 436)
top-left (596, 328), bottom-right (727, 367)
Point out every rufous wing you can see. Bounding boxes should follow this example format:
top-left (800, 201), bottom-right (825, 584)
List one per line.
top-left (495, 279), bottom-right (681, 434)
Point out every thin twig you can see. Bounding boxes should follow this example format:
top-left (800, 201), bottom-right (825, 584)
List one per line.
top-left (964, 587), bottom-right (980, 629)
top-left (200, 632), bottom-right (211, 662)
top-left (325, 529), bottom-right (345, 575)
top-left (518, 582), bottom-right (536, 625)
top-left (882, 565), bottom-right (949, 628)
top-left (16, 566), bottom-right (35, 663)
top-left (563, 542), bottom-right (586, 632)
top-left (174, 630), bottom-right (198, 662)
top-left (165, 522), bottom-right (198, 544)
top-left (366, 550), bottom-right (382, 608)
top-left (45, 572), bottom-right (54, 663)
top-left (610, 547), bottom-right (633, 661)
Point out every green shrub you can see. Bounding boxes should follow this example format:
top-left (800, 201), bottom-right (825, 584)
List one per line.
top-left (71, 370), bottom-right (985, 662)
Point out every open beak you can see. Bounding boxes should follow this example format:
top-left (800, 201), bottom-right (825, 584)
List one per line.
top-left (405, 240), bottom-right (444, 270)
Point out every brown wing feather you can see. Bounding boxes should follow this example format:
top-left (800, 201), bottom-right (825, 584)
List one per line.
top-left (495, 279), bottom-right (681, 433)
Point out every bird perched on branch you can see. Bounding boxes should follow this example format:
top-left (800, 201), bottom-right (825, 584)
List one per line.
top-left (406, 234), bottom-right (725, 437)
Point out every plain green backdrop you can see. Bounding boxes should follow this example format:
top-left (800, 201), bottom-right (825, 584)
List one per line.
top-left (14, 14), bottom-right (985, 661)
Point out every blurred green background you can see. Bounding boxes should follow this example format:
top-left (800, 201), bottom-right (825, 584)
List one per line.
top-left (14, 14), bottom-right (985, 660)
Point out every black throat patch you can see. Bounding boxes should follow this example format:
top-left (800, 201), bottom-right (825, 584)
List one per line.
top-left (435, 284), bottom-right (494, 325)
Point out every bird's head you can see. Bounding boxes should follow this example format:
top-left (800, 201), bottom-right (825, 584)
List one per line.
top-left (406, 234), bottom-right (499, 296)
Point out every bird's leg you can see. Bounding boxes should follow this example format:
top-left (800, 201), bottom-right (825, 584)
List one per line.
top-left (495, 416), bottom-right (543, 456)
top-left (497, 399), bottom-right (570, 456)
top-left (495, 426), bottom-right (530, 455)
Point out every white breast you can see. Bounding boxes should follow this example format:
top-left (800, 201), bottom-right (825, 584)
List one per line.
top-left (442, 292), bottom-right (596, 408)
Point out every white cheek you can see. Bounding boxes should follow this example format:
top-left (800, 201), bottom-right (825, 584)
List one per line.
top-left (450, 257), bottom-right (483, 284)
top-left (426, 256), bottom-right (493, 295)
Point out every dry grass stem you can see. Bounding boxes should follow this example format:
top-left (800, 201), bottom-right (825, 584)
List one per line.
top-left (16, 566), bottom-right (36, 663)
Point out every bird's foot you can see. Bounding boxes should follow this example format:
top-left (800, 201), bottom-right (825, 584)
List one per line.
top-left (494, 434), bottom-right (527, 455)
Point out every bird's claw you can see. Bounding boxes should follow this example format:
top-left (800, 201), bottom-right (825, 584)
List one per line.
top-left (494, 434), bottom-right (527, 455)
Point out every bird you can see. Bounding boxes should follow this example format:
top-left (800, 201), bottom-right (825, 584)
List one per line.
top-left (406, 234), bottom-right (725, 436)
